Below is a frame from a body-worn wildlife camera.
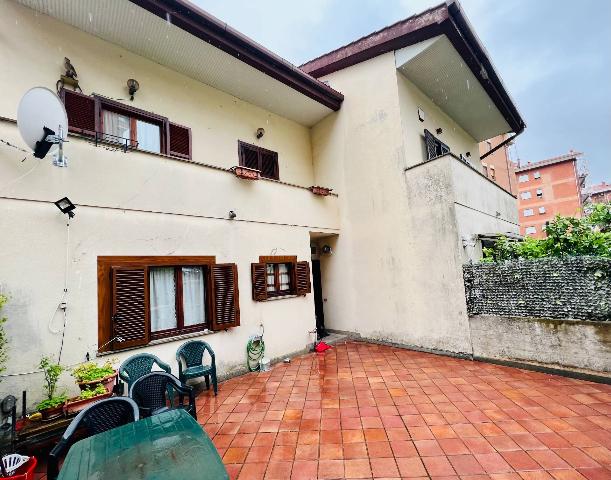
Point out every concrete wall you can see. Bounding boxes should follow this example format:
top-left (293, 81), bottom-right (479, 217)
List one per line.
top-left (0, 1), bottom-right (337, 407)
top-left (312, 51), bottom-right (518, 355)
top-left (470, 315), bottom-right (611, 373)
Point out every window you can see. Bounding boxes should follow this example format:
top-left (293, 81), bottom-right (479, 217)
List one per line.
top-left (539, 206), bottom-right (546, 214)
top-left (482, 162), bottom-right (488, 176)
top-left (519, 174), bottom-right (529, 183)
top-left (61, 89), bottom-right (192, 159)
top-left (536, 189), bottom-right (543, 198)
top-left (238, 141), bottom-right (279, 180)
top-left (424, 129), bottom-right (450, 161)
top-left (525, 226), bottom-right (536, 235)
top-left (251, 256), bottom-right (311, 301)
top-left (534, 171), bottom-right (541, 179)
top-left (524, 208), bottom-right (534, 217)
top-left (521, 191), bottom-right (532, 200)
top-left (97, 256), bottom-right (239, 352)
top-left (489, 166), bottom-right (496, 180)
top-left (486, 140), bottom-right (492, 151)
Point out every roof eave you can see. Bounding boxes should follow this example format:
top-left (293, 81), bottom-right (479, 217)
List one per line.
top-left (128, 0), bottom-right (344, 111)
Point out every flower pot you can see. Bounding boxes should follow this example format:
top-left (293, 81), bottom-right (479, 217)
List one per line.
top-left (232, 166), bottom-right (260, 180)
top-left (2, 456), bottom-right (37, 480)
top-left (77, 370), bottom-right (117, 392)
top-left (64, 389), bottom-right (112, 416)
top-left (39, 404), bottom-right (64, 421)
top-left (309, 186), bottom-right (333, 196)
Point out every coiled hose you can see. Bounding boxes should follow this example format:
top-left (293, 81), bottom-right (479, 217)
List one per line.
top-left (246, 335), bottom-right (265, 372)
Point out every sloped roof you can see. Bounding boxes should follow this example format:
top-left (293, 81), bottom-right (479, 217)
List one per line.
top-left (515, 152), bottom-right (583, 173)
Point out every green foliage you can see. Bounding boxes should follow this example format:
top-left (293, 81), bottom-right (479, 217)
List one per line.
top-left (78, 384), bottom-right (107, 400)
top-left (0, 295), bottom-right (8, 378)
top-left (40, 356), bottom-right (64, 400)
top-left (483, 205), bottom-right (611, 262)
top-left (36, 395), bottom-right (67, 412)
top-left (71, 361), bottom-right (115, 383)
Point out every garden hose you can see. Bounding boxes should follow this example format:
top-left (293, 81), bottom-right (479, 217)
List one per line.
top-left (246, 334), bottom-right (265, 372)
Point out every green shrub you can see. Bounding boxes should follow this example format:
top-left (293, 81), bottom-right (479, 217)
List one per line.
top-left (36, 395), bottom-right (67, 412)
top-left (72, 361), bottom-right (115, 383)
top-left (40, 356), bottom-right (63, 400)
top-left (78, 384), bottom-right (107, 400)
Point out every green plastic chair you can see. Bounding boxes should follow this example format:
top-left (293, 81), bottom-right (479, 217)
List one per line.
top-left (119, 353), bottom-right (171, 393)
top-left (176, 340), bottom-right (218, 395)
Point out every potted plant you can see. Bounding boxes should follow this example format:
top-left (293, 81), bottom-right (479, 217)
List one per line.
top-left (35, 357), bottom-right (66, 420)
top-left (71, 360), bottom-right (117, 391)
top-left (64, 384), bottom-right (111, 415)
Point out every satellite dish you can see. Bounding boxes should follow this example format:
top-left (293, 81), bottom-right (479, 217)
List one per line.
top-left (17, 87), bottom-right (68, 166)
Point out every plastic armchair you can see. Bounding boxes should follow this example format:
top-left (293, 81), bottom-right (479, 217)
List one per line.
top-left (129, 372), bottom-right (196, 420)
top-left (176, 340), bottom-right (218, 395)
top-left (47, 397), bottom-right (139, 480)
top-left (118, 353), bottom-right (171, 393)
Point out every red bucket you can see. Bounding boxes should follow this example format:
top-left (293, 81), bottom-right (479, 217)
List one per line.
top-left (4, 456), bottom-right (37, 480)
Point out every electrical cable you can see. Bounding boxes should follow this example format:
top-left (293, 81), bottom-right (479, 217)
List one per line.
top-left (57, 217), bottom-right (70, 363)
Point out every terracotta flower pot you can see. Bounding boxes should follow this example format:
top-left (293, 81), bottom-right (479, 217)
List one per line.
top-left (64, 390), bottom-right (112, 416)
top-left (39, 404), bottom-right (64, 421)
top-left (77, 370), bottom-right (118, 392)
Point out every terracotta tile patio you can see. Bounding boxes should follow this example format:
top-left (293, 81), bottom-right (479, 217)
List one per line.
top-left (196, 341), bottom-right (611, 480)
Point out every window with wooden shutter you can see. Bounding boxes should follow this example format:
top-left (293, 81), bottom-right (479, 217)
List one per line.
top-left (210, 263), bottom-right (240, 330)
top-left (295, 261), bottom-right (312, 295)
top-left (238, 141), bottom-right (279, 180)
top-left (61, 89), bottom-right (97, 136)
top-left (251, 256), bottom-right (310, 301)
top-left (98, 256), bottom-right (234, 352)
top-left (424, 129), bottom-right (450, 161)
top-left (168, 122), bottom-right (192, 159)
top-left (111, 266), bottom-right (149, 349)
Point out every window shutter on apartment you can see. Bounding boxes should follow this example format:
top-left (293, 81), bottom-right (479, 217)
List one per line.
top-left (240, 143), bottom-right (260, 171)
top-left (210, 263), bottom-right (240, 330)
top-left (168, 122), bottom-right (191, 159)
top-left (295, 261), bottom-right (312, 295)
top-left (111, 266), bottom-right (149, 349)
top-left (62, 89), bottom-right (97, 136)
top-left (251, 263), bottom-right (268, 301)
top-left (260, 150), bottom-right (279, 179)
top-left (424, 129), bottom-right (438, 161)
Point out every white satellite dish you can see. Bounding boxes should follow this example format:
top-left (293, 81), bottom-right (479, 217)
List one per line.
top-left (17, 87), bottom-right (69, 166)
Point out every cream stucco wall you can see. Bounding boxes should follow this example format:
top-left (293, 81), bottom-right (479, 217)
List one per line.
top-left (312, 50), bottom-right (518, 354)
top-left (0, 1), bottom-right (337, 407)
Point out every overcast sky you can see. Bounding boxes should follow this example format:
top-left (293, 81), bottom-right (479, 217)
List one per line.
top-left (198, 0), bottom-right (610, 185)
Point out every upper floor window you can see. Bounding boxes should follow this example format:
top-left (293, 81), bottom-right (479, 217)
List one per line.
top-left (489, 166), bottom-right (496, 180)
top-left (521, 191), bottom-right (531, 200)
top-left (539, 206), bottom-right (546, 214)
top-left (524, 208), bottom-right (534, 217)
top-left (238, 141), bottom-right (279, 180)
top-left (525, 226), bottom-right (536, 235)
top-left (61, 89), bottom-right (191, 159)
top-left (424, 129), bottom-right (449, 161)
top-left (533, 171), bottom-right (541, 179)
top-left (536, 189), bottom-right (543, 198)
top-left (519, 174), bottom-right (529, 183)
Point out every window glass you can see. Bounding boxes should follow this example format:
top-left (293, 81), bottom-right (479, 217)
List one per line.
top-left (534, 171), bottom-right (541, 179)
top-left (525, 226), bottom-right (536, 234)
top-left (136, 119), bottom-right (161, 153)
top-left (149, 267), bottom-right (177, 332)
top-left (103, 110), bottom-right (130, 140)
top-left (518, 174), bottom-right (529, 183)
top-left (524, 209), bottom-right (534, 217)
top-left (182, 267), bottom-right (206, 326)
top-left (279, 263), bottom-right (290, 291)
top-left (539, 206), bottom-right (546, 214)
top-left (266, 264), bottom-right (275, 292)
top-left (536, 189), bottom-right (543, 197)
top-left (521, 191), bottom-right (531, 200)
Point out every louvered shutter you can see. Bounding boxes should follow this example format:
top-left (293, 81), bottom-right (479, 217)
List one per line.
top-left (239, 142), bottom-right (260, 171)
top-left (260, 150), bottom-right (279, 180)
top-left (251, 263), bottom-right (268, 301)
top-left (210, 263), bottom-right (240, 330)
top-left (295, 261), bottom-right (311, 295)
top-left (111, 266), bottom-right (149, 349)
top-left (424, 129), bottom-right (437, 161)
top-left (168, 122), bottom-right (191, 159)
top-left (61, 89), bottom-right (96, 136)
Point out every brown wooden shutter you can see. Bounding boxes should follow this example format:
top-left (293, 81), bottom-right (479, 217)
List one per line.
top-left (260, 150), bottom-right (279, 180)
top-left (210, 263), bottom-right (240, 330)
top-left (239, 142), bottom-right (260, 171)
top-left (168, 122), bottom-right (191, 159)
top-left (251, 263), bottom-right (268, 301)
top-left (61, 89), bottom-right (96, 136)
top-left (111, 266), bottom-right (149, 349)
top-left (295, 261), bottom-right (311, 295)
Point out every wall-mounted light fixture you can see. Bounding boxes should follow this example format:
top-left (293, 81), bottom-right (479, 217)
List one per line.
top-left (228, 210), bottom-right (237, 220)
top-left (465, 152), bottom-right (471, 158)
top-left (54, 197), bottom-right (76, 218)
top-left (127, 79), bottom-right (140, 101)
top-left (321, 245), bottom-right (333, 255)
top-left (436, 128), bottom-right (443, 135)
top-left (256, 128), bottom-right (265, 139)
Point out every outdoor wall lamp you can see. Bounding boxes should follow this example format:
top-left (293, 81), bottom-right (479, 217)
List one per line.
top-left (256, 128), bottom-right (265, 139)
top-left (436, 128), bottom-right (443, 135)
top-left (54, 197), bottom-right (76, 218)
top-left (228, 210), bottom-right (237, 220)
top-left (127, 78), bottom-right (140, 101)
top-left (321, 245), bottom-right (333, 255)
top-left (465, 152), bottom-right (471, 157)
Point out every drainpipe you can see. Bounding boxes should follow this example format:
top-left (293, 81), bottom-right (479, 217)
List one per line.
top-left (481, 130), bottom-right (524, 195)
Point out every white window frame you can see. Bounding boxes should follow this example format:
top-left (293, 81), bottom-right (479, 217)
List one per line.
top-left (524, 209), bottom-right (534, 217)
top-left (539, 206), bottom-right (546, 214)
top-left (519, 174), bottom-right (529, 183)
top-left (536, 189), bottom-right (543, 198)
top-left (521, 191), bottom-right (532, 200)
top-left (525, 226), bottom-right (536, 235)
top-left (533, 171), bottom-right (541, 179)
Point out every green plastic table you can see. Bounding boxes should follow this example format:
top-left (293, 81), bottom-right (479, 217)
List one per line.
top-left (57, 409), bottom-right (229, 479)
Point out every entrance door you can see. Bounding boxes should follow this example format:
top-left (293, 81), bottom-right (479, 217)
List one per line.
top-left (312, 259), bottom-right (327, 338)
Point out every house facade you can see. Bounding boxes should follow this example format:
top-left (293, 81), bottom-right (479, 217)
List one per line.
top-left (0, 0), bottom-right (523, 407)
top-left (515, 152), bottom-right (586, 238)
top-left (586, 181), bottom-right (611, 205)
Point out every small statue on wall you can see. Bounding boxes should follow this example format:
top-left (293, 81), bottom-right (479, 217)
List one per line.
top-left (56, 57), bottom-right (82, 94)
